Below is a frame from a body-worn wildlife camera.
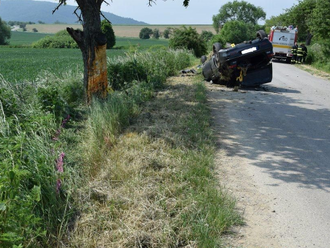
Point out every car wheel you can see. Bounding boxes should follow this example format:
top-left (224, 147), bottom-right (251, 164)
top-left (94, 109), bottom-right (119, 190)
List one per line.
top-left (257, 30), bottom-right (267, 39)
top-left (212, 42), bottom-right (222, 54)
top-left (202, 61), bottom-right (213, 82)
top-left (201, 55), bottom-right (207, 64)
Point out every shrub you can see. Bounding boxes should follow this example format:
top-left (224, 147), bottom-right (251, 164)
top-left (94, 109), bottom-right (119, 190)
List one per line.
top-left (32, 30), bottom-right (78, 48)
top-left (220, 20), bottom-right (250, 44)
top-left (101, 20), bottom-right (116, 49)
top-left (169, 26), bottom-right (207, 57)
top-left (209, 34), bottom-right (227, 50)
top-left (107, 60), bottom-right (148, 90)
top-left (200, 30), bottom-right (214, 42)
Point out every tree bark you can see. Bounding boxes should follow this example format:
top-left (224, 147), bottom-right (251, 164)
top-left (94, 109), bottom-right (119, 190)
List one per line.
top-left (67, 0), bottom-right (108, 104)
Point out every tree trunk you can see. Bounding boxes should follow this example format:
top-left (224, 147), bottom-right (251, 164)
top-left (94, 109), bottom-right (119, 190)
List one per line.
top-left (305, 31), bottom-right (313, 46)
top-left (67, 0), bottom-right (108, 104)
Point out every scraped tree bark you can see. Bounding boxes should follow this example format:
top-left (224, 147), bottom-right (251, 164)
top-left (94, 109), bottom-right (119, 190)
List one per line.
top-left (56, 0), bottom-right (190, 103)
top-left (66, 0), bottom-right (107, 103)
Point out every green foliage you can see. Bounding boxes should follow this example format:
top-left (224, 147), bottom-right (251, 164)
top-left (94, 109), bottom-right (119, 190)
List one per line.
top-left (210, 34), bottom-right (226, 49)
top-left (307, 41), bottom-right (330, 65)
top-left (310, 0), bottom-right (330, 40)
top-left (163, 27), bottom-right (173, 39)
top-left (139, 27), bottom-right (153, 39)
top-left (153, 28), bottom-right (160, 39)
top-left (32, 29), bottom-right (78, 48)
top-left (220, 21), bottom-right (251, 44)
top-left (101, 20), bottom-right (116, 49)
top-left (108, 48), bottom-right (192, 90)
top-left (169, 26), bottom-right (207, 57)
top-left (107, 60), bottom-right (148, 90)
top-left (212, 0), bottom-right (266, 33)
top-left (0, 17), bottom-right (11, 45)
top-left (0, 72), bottom-right (83, 246)
top-left (200, 30), bottom-right (214, 42)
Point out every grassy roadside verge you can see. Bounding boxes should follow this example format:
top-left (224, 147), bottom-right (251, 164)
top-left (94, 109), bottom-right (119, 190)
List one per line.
top-left (69, 74), bottom-right (242, 247)
top-left (0, 47), bottom-right (242, 247)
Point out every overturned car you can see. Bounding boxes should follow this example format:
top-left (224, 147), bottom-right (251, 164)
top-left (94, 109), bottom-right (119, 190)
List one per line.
top-left (202, 30), bottom-right (274, 87)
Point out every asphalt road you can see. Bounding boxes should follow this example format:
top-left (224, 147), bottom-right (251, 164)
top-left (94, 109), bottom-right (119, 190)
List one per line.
top-left (208, 62), bottom-right (330, 248)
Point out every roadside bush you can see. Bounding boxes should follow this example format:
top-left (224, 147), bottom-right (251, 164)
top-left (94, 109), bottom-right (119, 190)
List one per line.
top-left (32, 30), bottom-right (78, 48)
top-left (200, 30), bottom-right (214, 42)
top-left (169, 26), bottom-right (207, 57)
top-left (107, 48), bottom-right (193, 90)
top-left (209, 34), bottom-right (227, 50)
top-left (306, 41), bottom-right (330, 71)
top-left (107, 60), bottom-right (148, 90)
top-left (220, 20), bottom-right (251, 44)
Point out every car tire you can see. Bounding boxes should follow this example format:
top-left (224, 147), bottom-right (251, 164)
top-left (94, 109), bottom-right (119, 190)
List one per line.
top-left (212, 42), bottom-right (222, 54)
top-left (257, 30), bottom-right (267, 39)
top-left (202, 60), bottom-right (213, 82)
top-left (201, 55), bottom-right (207, 64)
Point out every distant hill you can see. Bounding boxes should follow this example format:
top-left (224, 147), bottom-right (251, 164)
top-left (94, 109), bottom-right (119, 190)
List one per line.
top-left (0, 0), bottom-right (148, 25)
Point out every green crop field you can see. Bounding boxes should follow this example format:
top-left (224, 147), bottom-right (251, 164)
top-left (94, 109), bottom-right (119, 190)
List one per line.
top-left (0, 32), bottom-right (169, 83)
top-left (8, 31), bottom-right (52, 46)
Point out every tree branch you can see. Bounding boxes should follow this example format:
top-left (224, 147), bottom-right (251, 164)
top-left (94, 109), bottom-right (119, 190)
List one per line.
top-left (74, 6), bottom-right (83, 23)
top-left (148, 0), bottom-right (156, 7)
top-left (100, 11), bottom-right (112, 24)
top-left (52, 1), bottom-right (65, 14)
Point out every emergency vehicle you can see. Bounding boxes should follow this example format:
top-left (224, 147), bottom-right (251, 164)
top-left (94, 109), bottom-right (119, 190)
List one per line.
top-left (269, 26), bottom-right (298, 63)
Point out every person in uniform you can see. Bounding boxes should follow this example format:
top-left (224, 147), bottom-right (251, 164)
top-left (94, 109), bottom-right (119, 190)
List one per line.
top-left (297, 44), bottom-right (304, 64)
top-left (291, 42), bottom-right (298, 64)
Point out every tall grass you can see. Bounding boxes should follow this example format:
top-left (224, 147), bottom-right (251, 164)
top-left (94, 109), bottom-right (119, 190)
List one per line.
top-left (1, 46), bottom-right (242, 247)
top-left (0, 74), bottom-right (79, 246)
top-left (305, 40), bottom-right (330, 73)
top-left (107, 48), bottom-right (192, 90)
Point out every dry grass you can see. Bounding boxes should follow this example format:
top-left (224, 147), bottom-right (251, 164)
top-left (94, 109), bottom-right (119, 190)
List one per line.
top-left (26, 24), bottom-right (215, 37)
top-left (299, 64), bottom-right (330, 80)
top-left (66, 74), bottom-right (241, 247)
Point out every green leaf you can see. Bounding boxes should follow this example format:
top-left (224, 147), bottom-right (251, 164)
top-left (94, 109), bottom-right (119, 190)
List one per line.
top-left (0, 202), bottom-right (6, 211)
top-left (31, 185), bottom-right (41, 202)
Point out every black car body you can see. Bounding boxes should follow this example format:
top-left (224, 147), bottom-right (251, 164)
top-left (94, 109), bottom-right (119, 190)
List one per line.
top-left (202, 31), bottom-right (274, 87)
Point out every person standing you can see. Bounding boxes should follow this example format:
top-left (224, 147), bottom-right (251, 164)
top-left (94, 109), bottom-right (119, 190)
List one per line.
top-left (291, 42), bottom-right (298, 64)
top-left (297, 44), bottom-right (304, 64)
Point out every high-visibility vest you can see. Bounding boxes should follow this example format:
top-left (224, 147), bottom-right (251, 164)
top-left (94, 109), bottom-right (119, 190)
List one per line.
top-left (292, 45), bottom-right (298, 55)
top-left (297, 46), bottom-right (303, 57)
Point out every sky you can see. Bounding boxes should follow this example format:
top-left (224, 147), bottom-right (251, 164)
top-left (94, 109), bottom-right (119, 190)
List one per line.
top-left (35, 0), bottom-right (300, 25)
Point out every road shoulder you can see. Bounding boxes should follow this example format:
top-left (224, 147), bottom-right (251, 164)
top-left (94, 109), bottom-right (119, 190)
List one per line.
top-left (206, 83), bottom-right (281, 248)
